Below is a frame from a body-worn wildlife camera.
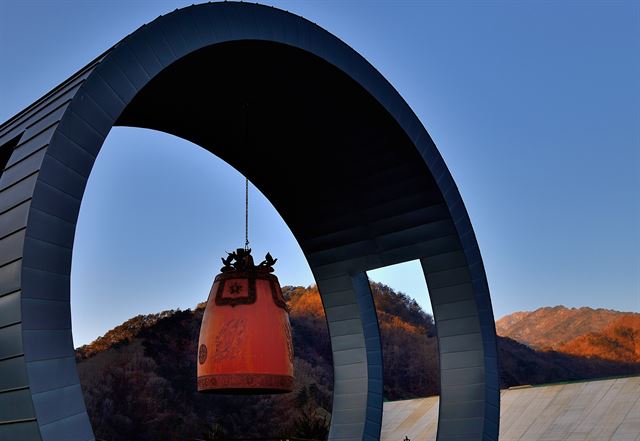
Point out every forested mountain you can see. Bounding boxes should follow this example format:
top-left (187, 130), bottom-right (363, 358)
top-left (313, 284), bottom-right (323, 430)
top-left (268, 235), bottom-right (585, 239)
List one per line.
top-left (76, 285), bottom-right (640, 441)
top-left (496, 306), bottom-right (636, 348)
top-left (496, 306), bottom-right (640, 363)
top-left (556, 315), bottom-right (640, 363)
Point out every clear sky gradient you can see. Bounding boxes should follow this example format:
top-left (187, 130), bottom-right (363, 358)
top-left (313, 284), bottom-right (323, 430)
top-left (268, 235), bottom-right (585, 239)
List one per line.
top-left (1, 1), bottom-right (638, 347)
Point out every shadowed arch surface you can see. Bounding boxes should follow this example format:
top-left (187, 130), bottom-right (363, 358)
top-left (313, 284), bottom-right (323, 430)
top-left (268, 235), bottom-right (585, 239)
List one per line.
top-left (0, 3), bottom-right (499, 441)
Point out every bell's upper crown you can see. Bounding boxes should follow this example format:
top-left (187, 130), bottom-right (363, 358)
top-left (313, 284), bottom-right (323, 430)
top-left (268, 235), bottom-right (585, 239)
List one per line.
top-left (220, 248), bottom-right (277, 273)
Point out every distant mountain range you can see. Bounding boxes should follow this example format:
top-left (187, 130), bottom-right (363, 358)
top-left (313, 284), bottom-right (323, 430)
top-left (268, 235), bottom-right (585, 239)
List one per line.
top-left (496, 306), bottom-right (640, 363)
top-left (75, 285), bottom-right (640, 441)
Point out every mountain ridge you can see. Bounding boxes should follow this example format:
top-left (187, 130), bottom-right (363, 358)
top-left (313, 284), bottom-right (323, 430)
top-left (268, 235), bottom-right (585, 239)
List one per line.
top-left (75, 286), bottom-right (640, 440)
top-left (496, 305), bottom-right (633, 345)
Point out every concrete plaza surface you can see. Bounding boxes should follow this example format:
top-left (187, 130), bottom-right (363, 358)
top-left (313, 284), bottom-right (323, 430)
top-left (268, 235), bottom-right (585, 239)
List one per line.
top-left (382, 376), bottom-right (640, 441)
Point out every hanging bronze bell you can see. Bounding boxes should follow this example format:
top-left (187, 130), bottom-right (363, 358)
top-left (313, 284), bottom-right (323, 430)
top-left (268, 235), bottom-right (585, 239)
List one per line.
top-left (197, 248), bottom-right (294, 394)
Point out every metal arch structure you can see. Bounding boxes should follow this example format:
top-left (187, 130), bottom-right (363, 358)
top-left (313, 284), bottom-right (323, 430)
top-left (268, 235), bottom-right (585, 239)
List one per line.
top-left (0, 3), bottom-right (500, 441)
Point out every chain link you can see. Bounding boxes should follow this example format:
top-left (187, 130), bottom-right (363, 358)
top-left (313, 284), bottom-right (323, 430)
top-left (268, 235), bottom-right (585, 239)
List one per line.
top-left (245, 177), bottom-right (249, 250)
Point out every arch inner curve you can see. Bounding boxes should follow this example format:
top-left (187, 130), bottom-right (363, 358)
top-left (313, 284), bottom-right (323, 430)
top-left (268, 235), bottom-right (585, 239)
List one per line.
top-left (116, 40), bottom-right (443, 242)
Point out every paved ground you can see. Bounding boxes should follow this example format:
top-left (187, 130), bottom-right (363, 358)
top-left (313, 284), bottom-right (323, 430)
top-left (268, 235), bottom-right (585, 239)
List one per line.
top-left (381, 376), bottom-right (640, 441)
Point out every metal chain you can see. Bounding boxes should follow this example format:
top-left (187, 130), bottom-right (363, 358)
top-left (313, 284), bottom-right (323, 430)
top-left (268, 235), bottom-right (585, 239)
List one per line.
top-left (243, 102), bottom-right (250, 251)
top-left (245, 177), bottom-right (249, 250)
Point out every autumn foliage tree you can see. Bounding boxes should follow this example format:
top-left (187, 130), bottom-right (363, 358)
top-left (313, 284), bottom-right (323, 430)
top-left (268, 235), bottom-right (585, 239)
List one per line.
top-left (77, 284), bottom-right (640, 441)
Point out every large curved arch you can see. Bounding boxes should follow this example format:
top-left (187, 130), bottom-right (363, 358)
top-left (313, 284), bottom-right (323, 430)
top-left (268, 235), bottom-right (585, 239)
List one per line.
top-left (0, 3), bottom-right (499, 441)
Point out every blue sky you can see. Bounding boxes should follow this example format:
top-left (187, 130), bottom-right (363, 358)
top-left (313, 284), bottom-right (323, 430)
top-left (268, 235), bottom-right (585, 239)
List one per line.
top-left (1, 1), bottom-right (638, 347)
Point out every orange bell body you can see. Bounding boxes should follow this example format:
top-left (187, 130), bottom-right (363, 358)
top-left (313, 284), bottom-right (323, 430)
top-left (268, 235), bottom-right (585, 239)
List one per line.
top-left (197, 249), bottom-right (294, 394)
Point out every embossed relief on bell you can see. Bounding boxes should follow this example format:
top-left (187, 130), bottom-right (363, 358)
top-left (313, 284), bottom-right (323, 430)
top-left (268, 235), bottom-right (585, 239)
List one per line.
top-left (216, 277), bottom-right (255, 307)
top-left (213, 318), bottom-right (246, 363)
top-left (198, 344), bottom-right (208, 365)
top-left (284, 320), bottom-right (294, 364)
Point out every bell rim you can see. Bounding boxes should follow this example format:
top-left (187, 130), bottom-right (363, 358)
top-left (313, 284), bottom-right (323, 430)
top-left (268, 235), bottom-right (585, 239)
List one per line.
top-left (196, 387), bottom-right (293, 395)
top-left (197, 373), bottom-right (294, 394)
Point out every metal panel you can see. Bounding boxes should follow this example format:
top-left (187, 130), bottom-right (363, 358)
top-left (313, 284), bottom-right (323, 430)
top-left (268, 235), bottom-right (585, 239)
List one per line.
top-left (0, 260), bottom-right (22, 297)
top-left (331, 333), bottom-right (366, 352)
top-left (31, 384), bottom-right (86, 426)
top-left (0, 388), bottom-right (35, 422)
top-left (23, 208), bottom-right (75, 249)
top-left (21, 299), bottom-right (70, 331)
top-left (0, 290), bottom-right (20, 327)
top-left (0, 420), bottom-right (42, 441)
top-left (0, 355), bottom-right (28, 392)
top-left (124, 34), bottom-right (165, 80)
top-left (6, 125), bottom-right (57, 169)
top-left (20, 267), bottom-right (69, 302)
top-left (0, 174), bottom-right (38, 215)
top-left (22, 329), bottom-right (73, 363)
top-left (28, 179), bottom-right (81, 224)
top-left (0, 230), bottom-right (25, 267)
top-left (0, 152), bottom-right (47, 196)
top-left (26, 357), bottom-right (79, 394)
top-left (22, 105), bottom-right (69, 143)
top-left (49, 112), bottom-right (103, 157)
top-left (38, 411), bottom-right (93, 441)
top-left (44, 132), bottom-right (96, 179)
top-left (22, 237), bottom-right (73, 275)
